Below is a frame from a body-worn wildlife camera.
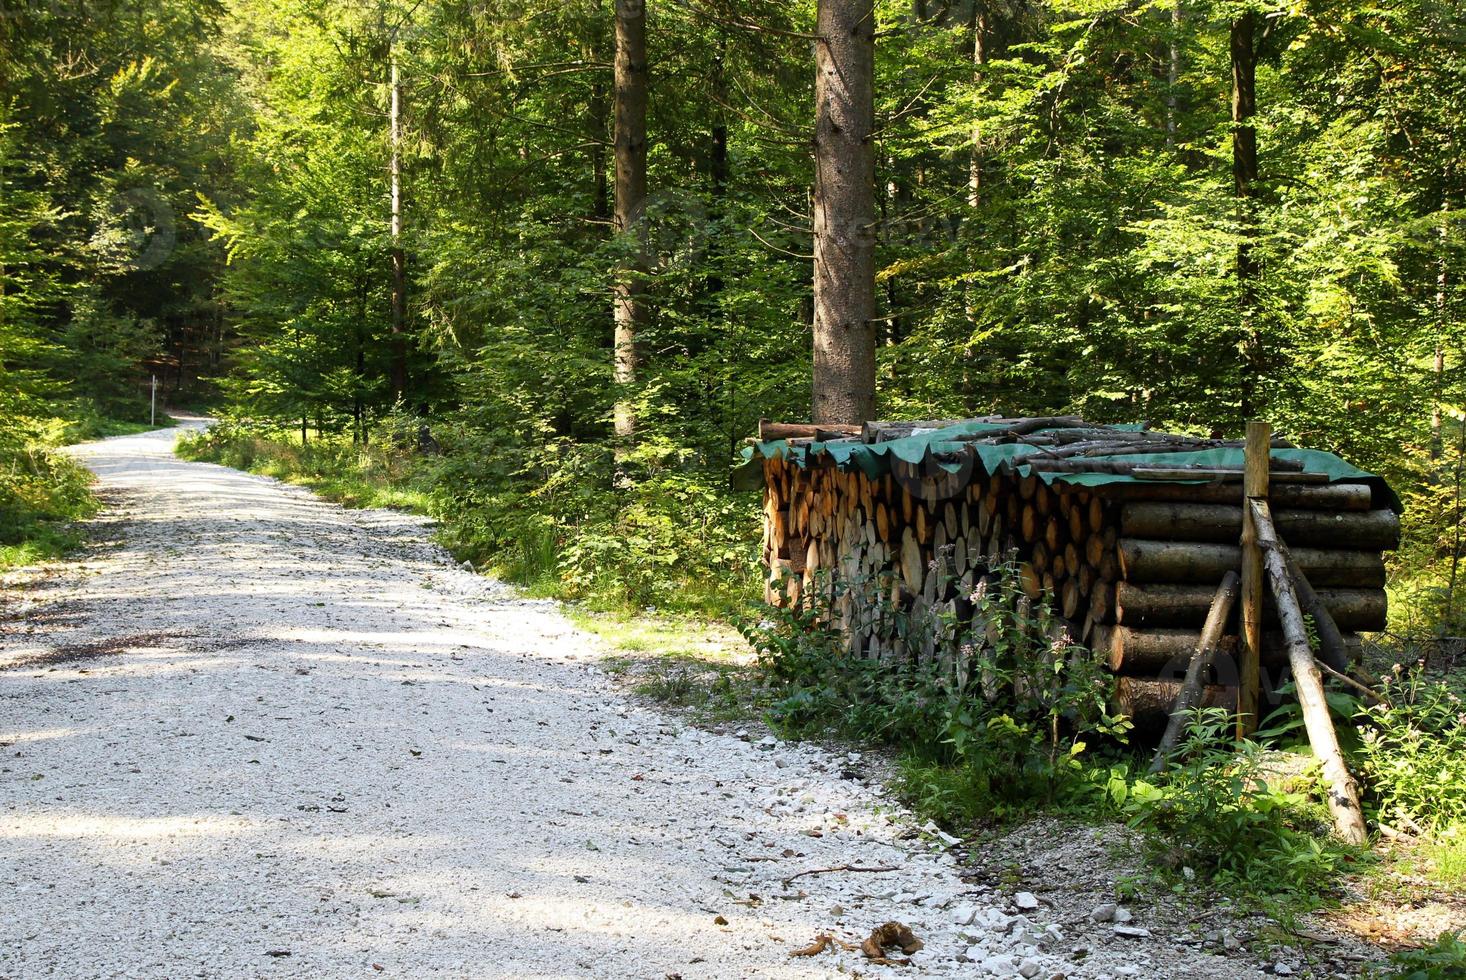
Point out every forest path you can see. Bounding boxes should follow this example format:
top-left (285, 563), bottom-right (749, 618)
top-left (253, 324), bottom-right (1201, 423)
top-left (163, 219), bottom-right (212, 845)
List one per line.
top-left (0, 425), bottom-right (1262, 979)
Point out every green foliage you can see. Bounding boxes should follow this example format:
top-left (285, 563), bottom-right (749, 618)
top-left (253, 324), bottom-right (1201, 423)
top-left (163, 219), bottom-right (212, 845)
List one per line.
top-left (1355, 666), bottom-right (1466, 833)
top-left (1373, 932), bottom-right (1466, 980)
top-left (1122, 709), bottom-right (1348, 899)
top-left (0, 447), bottom-right (97, 568)
top-left (745, 572), bottom-right (1354, 908)
top-left (1422, 825), bottom-right (1466, 890)
top-left (741, 559), bottom-right (1128, 816)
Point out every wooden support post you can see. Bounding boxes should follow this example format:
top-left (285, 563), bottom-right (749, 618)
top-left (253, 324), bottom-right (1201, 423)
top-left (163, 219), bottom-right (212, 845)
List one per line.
top-left (1251, 499), bottom-right (1369, 844)
top-left (1150, 571), bottom-right (1241, 774)
top-left (1238, 420), bottom-right (1270, 739)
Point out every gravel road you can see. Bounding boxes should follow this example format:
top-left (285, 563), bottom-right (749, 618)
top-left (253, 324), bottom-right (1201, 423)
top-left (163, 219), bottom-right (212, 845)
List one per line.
top-left (0, 424), bottom-right (1269, 979)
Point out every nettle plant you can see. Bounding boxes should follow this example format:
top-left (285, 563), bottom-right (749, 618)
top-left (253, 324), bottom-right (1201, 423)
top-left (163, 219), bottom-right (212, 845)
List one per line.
top-left (1355, 665), bottom-right (1466, 833)
top-left (741, 553), bottom-right (1128, 790)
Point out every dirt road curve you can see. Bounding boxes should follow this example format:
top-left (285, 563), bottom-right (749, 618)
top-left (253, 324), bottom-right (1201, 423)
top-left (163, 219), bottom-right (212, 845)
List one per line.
top-left (0, 425), bottom-right (1262, 979)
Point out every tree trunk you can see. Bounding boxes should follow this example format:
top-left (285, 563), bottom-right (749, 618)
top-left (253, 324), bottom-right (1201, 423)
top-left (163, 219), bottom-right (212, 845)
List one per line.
top-left (1096, 625), bottom-right (1365, 675)
top-left (707, 43), bottom-right (729, 302)
top-left (1117, 581), bottom-right (1386, 632)
top-left (1231, 12), bottom-right (1260, 418)
top-left (389, 53), bottom-right (408, 403)
top-left (1118, 538), bottom-right (1387, 588)
top-left (1093, 480), bottom-right (1373, 510)
top-left (613, 0), bottom-right (649, 442)
top-left (969, 3), bottom-right (988, 209)
top-left (1434, 210), bottom-right (1448, 461)
top-left (589, 50), bottom-right (611, 226)
top-left (1150, 571), bottom-right (1239, 773)
top-left (812, 0), bottom-right (878, 425)
top-left (1166, 1), bottom-right (1182, 145)
top-left (1120, 501), bottom-right (1401, 550)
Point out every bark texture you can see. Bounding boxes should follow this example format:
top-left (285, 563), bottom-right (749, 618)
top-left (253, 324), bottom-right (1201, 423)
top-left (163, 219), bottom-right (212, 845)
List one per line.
top-left (1231, 12), bottom-right (1261, 418)
top-left (389, 55), bottom-right (407, 402)
top-left (812, 0), bottom-right (878, 425)
top-left (613, 0), bottom-right (648, 440)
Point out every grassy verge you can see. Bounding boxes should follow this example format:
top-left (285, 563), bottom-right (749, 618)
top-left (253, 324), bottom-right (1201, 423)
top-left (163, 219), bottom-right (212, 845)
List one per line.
top-left (573, 610), bottom-right (759, 725)
top-left (176, 420), bottom-right (761, 618)
top-left (0, 412), bottom-right (176, 570)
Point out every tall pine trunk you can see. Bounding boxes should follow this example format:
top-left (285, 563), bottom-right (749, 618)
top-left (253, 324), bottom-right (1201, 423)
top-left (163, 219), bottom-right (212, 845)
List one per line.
top-left (388, 53), bottom-right (408, 403)
top-left (613, 0), bottom-right (648, 442)
top-left (969, 3), bottom-right (987, 209)
top-left (1166, 2), bottom-right (1182, 145)
top-left (706, 44), bottom-right (729, 303)
top-left (586, 12), bottom-right (610, 226)
top-left (812, 0), bottom-right (877, 425)
top-left (1231, 11), bottom-right (1260, 420)
top-left (1434, 209), bottom-right (1448, 462)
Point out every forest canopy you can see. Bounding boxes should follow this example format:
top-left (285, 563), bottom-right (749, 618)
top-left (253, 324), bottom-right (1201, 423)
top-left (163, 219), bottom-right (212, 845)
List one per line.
top-left (1, 0), bottom-right (1463, 626)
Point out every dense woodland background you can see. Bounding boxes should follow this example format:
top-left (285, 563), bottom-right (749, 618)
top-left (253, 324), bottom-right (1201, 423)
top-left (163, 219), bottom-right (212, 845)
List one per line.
top-left (2, 0), bottom-right (1464, 631)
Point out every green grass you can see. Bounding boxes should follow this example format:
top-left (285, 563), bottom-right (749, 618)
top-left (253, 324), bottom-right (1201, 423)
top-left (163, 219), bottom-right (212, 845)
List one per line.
top-left (0, 522), bottom-right (88, 569)
top-left (178, 423), bottom-right (760, 619)
top-left (0, 440), bottom-right (105, 570)
top-left (177, 429), bottom-right (433, 514)
top-left (1422, 825), bottom-right (1466, 889)
top-left (569, 610), bottom-right (759, 724)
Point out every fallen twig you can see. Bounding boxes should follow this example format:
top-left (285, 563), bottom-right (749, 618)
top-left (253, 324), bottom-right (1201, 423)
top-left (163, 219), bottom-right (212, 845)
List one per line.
top-left (1316, 658), bottom-right (1390, 706)
top-left (781, 863), bottom-right (899, 888)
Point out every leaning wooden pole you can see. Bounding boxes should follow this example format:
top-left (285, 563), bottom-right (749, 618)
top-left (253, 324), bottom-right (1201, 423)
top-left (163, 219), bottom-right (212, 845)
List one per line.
top-left (1150, 570), bottom-right (1241, 774)
top-left (1251, 498), bottom-right (1368, 845)
top-left (1280, 543), bottom-right (1352, 673)
top-left (1238, 420), bottom-right (1270, 738)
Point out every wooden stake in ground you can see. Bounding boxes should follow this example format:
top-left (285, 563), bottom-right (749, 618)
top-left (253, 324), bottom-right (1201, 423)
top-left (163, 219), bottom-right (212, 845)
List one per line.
top-left (1150, 571), bottom-right (1240, 774)
top-left (1238, 420), bottom-right (1270, 738)
top-left (1251, 498), bottom-right (1368, 845)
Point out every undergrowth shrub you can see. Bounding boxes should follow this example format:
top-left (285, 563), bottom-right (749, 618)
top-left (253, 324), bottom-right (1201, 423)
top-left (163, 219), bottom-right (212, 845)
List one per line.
top-left (1119, 708), bottom-right (1346, 897)
top-left (1374, 932), bottom-right (1466, 980)
top-left (1353, 665), bottom-right (1466, 833)
top-left (743, 561), bottom-right (1358, 905)
top-left (0, 443), bottom-right (96, 562)
top-left (740, 557), bottom-right (1129, 816)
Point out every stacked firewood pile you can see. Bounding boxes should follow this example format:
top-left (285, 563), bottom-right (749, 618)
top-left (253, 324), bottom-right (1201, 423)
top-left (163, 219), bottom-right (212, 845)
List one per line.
top-left (756, 416), bottom-right (1398, 727)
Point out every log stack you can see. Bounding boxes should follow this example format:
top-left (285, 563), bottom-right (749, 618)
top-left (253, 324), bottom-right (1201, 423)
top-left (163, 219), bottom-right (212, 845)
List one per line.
top-left (755, 417), bottom-right (1399, 727)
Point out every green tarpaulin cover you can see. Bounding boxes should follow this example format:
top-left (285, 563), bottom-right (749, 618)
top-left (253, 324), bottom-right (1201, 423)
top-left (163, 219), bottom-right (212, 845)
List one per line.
top-left (735, 421), bottom-right (1400, 512)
